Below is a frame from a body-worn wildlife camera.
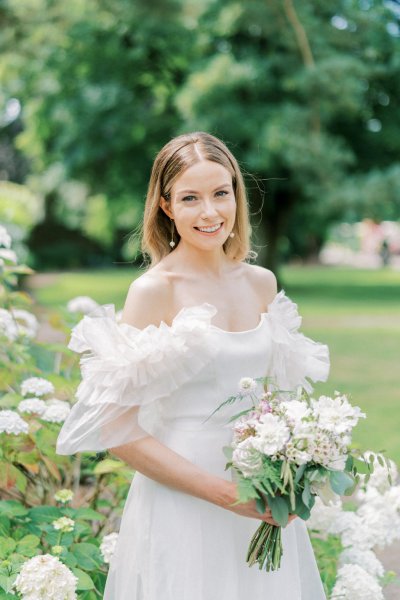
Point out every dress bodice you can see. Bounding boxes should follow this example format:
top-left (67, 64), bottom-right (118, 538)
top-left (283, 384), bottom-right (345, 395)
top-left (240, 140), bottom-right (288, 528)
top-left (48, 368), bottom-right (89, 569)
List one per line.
top-left (56, 290), bottom-right (330, 455)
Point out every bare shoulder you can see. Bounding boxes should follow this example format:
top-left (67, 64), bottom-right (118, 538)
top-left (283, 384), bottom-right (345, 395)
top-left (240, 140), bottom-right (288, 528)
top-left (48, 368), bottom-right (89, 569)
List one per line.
top-left (242, 263), bottom-right (278, 307)
top-left (121, 269), bottom-right (172, 329)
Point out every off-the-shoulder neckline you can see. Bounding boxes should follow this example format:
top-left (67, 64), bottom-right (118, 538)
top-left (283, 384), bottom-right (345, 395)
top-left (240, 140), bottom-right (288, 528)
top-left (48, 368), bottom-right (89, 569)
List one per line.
top-left (169, 289), bottom-right (287, 335)
top-left (116, 289), bottom-right (288, 335)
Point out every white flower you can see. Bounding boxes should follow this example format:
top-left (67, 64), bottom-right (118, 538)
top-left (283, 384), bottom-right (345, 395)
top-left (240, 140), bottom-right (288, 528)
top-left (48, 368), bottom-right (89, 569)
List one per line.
top-left (384, 484), bottom-right (400, 512)
top-left (359, 451), bottom-right (398, 493)
top-left (253, 413), bottom-right (290, 456)
top-left (12, 309), bottom-right (39, 339)
top-left (238, 377), bottom-right (257, 395)
top-left (52, 517), bottom-right (75, 532)
top-left (67, 296), bottom-right (99, 314)
top-left (21, 377), bottom-right (55, 397)
top-left (311, 394), bottom-right (365, 435)
top-left (54, 489), bottom-right (74, 503)
top-left (307, 496), bottom-right (343, 534)
top-left (100, 532), bottom-right (119, 563)
top-left (331, 563), bottom-right (384, 600)
top-left (356, 490), bottom-right (400, 548)
top-left (232, 438), bottom-right (263, 478)
top-left (280, 400), bottom-right (310, 428)
top-left (41, 399), bottom-right (71, 423)
top-left (0, 410), bottom-right (29, 435)
top-left (18, 398), bottom-right (46, 416)
top-left (13, 554), bottom-right (78, 600)
top-left (284, 438), bottom-right (312, 465)
top-left (0, 225), bottom-right (12, 249)
top-left (0, 248), bottom-right (17, 263)
top-left (0, 308), bottom-right (19, 341)
top-left (339, 547), bottom-right (385, 579)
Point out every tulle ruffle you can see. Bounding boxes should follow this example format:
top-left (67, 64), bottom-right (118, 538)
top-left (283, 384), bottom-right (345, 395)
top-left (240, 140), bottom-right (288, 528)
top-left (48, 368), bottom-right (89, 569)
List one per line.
top-left (56, 303), bottom-right (218, 454)
top-left (266, 290), bottom-right (330, 394)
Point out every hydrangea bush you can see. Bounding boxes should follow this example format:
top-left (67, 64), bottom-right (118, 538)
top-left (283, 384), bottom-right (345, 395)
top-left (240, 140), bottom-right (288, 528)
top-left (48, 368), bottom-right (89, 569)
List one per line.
top-left (0, 226), bottom-right (128, 598)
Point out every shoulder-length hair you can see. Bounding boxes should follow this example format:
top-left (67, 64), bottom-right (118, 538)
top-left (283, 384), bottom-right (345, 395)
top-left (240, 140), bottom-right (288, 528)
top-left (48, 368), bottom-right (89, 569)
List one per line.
top-left (138, 131), bottom-right (255, 267)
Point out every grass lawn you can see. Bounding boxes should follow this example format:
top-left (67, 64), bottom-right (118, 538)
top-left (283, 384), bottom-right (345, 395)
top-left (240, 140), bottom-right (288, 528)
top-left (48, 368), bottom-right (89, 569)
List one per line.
top-left (28, 264), bottom-right (400, 464)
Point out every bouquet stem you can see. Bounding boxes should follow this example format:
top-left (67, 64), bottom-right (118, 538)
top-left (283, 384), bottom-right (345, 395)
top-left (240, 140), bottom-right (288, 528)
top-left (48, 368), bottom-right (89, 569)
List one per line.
top-left (246, 522), bottom-right (283, 571)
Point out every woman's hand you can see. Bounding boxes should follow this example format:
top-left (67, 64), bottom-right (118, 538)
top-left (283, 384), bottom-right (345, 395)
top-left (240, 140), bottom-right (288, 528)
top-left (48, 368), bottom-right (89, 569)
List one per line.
top-left (221, 482), bottom-right (298, 527)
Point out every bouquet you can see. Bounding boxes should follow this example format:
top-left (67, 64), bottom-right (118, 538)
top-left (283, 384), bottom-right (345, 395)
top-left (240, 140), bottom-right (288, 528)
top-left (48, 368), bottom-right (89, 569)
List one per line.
top-left (207, 376), bottom-right (384, 572)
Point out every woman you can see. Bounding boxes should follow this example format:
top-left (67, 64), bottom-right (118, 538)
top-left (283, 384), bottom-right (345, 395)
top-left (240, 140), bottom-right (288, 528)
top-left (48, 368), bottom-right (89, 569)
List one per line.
top-left (57, 131), bottom-right (330, 599)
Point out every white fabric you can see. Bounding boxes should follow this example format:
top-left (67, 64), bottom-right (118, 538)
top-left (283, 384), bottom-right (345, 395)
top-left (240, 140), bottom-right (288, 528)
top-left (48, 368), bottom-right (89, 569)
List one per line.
top-left (56, 289), bottom-right (330, 600)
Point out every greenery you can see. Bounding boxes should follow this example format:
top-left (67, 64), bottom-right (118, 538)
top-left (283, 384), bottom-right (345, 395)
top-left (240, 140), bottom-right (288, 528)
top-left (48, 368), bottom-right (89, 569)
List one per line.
top-left (1, 0), bottom-right (400, 271)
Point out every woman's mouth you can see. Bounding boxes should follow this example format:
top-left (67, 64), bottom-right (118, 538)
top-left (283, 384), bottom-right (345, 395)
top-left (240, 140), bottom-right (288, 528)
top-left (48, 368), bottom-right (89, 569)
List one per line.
top-left (193, 223), bottom-right (224, 235)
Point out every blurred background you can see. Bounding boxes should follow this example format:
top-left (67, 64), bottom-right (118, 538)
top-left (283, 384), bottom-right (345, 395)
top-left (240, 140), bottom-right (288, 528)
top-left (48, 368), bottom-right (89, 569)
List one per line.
top-left (1, 1), bottom-right (400, 457)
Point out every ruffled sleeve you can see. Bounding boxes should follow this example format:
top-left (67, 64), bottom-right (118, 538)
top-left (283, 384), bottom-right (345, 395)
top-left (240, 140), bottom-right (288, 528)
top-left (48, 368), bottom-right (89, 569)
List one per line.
top-left (56, 303), bottom-right (217, 455)
top-left (266, 290), bottom-right (330, 394)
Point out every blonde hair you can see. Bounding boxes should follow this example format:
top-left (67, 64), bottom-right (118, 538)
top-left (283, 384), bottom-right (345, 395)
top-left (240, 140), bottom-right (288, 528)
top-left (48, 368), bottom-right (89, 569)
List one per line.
top-left (139, 131), bottom-right (255, 266)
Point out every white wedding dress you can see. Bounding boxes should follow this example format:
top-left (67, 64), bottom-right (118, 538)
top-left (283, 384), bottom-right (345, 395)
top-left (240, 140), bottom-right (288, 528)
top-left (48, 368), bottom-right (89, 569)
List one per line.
top-left (56, 289), bottom-right (330, 600)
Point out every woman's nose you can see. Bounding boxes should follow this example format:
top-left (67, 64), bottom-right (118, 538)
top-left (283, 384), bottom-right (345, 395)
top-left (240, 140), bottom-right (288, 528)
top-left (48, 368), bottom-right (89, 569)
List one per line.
top-left (200, 199), bottom-right (219, 219)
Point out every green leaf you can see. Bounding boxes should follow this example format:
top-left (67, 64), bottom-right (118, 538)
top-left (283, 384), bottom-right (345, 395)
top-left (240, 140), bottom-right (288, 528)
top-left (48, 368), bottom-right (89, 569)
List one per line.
top-left (329, 471), bottom-right (354, 496)
top-left (70, 543), bottom-right (103, 570)
top-left (293, 494), bottom-right (311, 520)
top-left (71, 568), bottom-right (95, 591)
top-left (15, 535), bottom-right (40, 556)
top-left (93, 458), bottom-right (125, 475)
top-left (302, 480), bottom-right (312, 508)
top-left (294, 464), bottom-right (307, 484)
top-left (0, 538), bottom-right (16, 560)
top-left (267, 495), bottom-right (289, 527)
top-left (255, 496), bottom-right (266, 515)
top-left (28, 506), bottom-right (61, 523)
top-left (0, 518), bottom-right (10, 538)
top-left (74, 508), bottom-right (105, 522)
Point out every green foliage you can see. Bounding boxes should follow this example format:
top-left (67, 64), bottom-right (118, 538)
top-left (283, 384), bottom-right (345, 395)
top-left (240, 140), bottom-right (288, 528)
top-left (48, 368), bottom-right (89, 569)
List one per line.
top-left (0, 235), bottom-right (134, 597)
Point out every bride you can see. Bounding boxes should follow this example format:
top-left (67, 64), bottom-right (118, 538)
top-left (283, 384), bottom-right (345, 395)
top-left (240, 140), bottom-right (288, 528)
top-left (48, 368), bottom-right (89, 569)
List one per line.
top-left (57, 131), bottom-right (329, 599)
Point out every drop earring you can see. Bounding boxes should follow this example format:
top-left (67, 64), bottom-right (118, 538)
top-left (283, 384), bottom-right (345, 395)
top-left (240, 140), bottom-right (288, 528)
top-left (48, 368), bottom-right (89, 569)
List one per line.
top-left (229, 232), bottom-right (235, 238)
top-left (169, 219), bottom-right (176, 248)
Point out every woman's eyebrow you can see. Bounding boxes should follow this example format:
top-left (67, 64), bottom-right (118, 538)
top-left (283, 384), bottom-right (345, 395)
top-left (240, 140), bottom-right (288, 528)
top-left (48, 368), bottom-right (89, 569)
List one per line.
top-left (177, 183), bottom-right (232, 194)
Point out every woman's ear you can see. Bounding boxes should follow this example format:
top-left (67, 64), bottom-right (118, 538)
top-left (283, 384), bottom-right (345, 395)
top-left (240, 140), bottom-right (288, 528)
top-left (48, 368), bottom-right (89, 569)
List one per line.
top-left (159, 196), bottom-right (173, 219)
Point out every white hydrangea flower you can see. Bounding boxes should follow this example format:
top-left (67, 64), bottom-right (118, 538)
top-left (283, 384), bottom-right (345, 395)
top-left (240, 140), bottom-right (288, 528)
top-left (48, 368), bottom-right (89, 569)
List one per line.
top-left (307, 496), bottom-right (343, 533)
top-left (253, 413), bottom-right (290, 456)
top-left (52, 517), bottom-right (75, 532)
top-left (21, 377), bottom-right (55, 397)
top-left (12, 309), bottom-right (39, 339)
top-left (384, 484), bottom-right (400, 512)
top-left (356, 490), bottom-right (400, 548)
top-left (100, 532), bottom-right (119, 563)
top-left (54, 489), bottom-right (74, 503)
top-left (13, 554), bottom-right (78, 600)
top-left (0, 248), bottom-right (17, 263)
top-left (0, 225), bottom-right (12, 249)
top-left (311, 394), bottom-right (365, 435)
top-left (0, 308), bottom-right (19, 341)
top-left (339, 547), bottom-right (385, 579)
top-left (41, 399), bottom-right (71, 423)
top-left (232, 437), bottom-right (263, 478)
top-left (0, 410), bottom-right (29, 435)
top-left (238, 377), bottom-right (257, 395)
top-left (18, 398), bottom-right (46, 416)
top-left (331, 563), bottom-right (384, 600)
top-left (67, 295), bottom-right (99, 314)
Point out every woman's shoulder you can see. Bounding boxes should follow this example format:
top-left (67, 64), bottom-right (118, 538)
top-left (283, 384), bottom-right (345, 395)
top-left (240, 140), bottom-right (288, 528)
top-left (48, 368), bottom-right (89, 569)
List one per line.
top-left (122, 268), bottom-right (173, 329)
top-left (241, 263), bottom-right (278, 308)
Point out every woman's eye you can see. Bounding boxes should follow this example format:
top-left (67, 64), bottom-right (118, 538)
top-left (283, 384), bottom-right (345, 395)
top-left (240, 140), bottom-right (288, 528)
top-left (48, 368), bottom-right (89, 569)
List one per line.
top-left (182, 195), bottom-right (196, 202)
top-left (216, 190), bottom-right (228, 197)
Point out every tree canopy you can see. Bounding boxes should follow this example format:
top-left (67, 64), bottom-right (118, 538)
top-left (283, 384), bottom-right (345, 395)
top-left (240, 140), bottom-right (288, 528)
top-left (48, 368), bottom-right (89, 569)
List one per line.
top-left (1, 0), bottom-right (399, 271)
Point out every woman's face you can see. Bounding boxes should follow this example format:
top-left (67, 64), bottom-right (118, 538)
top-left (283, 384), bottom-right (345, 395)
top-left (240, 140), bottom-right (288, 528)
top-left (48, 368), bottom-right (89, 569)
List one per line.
top-left (160, 160), bottom-right (236, 251)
